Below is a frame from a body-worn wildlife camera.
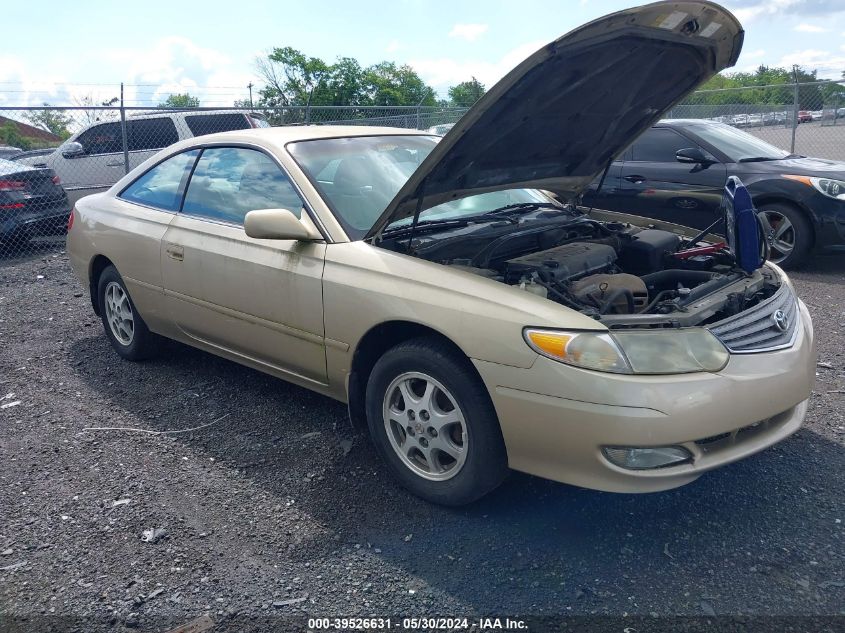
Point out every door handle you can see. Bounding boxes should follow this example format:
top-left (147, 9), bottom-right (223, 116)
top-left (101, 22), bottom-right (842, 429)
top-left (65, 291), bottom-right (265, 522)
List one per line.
top-left (106, 161), bottom-right (126, 167)
top-left (165, 244), bottom-right (184, 261)
top-left (624, 174), bottom-right (646, 183)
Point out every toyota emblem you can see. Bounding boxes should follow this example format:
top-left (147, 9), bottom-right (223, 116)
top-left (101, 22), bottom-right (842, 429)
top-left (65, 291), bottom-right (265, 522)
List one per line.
top-left (771, 309), bottom-right (789, 333)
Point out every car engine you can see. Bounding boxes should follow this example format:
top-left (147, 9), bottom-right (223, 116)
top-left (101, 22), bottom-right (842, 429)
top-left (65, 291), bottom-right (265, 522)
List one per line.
top-left (380, 208), bottom-right (781, 329)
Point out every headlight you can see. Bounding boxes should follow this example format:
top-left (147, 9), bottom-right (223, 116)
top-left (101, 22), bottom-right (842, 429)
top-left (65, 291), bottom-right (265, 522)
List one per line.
top-left (810, 177), bottom-right (845, 200)
top-left (524, 328), bottom-right (728, 375)
top-left (524, 329), bottom-right (631, 373)
top-left (783, 174), bottom-right (845, 200)
top-left (611, 328), bottom-right (729, 374)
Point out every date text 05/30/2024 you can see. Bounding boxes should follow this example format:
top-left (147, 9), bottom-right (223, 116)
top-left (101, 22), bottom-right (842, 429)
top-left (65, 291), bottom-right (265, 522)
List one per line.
top-left (307, 617), bottom-right (528, 630)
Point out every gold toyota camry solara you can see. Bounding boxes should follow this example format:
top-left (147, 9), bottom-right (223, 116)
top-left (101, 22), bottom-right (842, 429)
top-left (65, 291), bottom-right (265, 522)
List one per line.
top-left (67, 1), bottom-right (815, 505)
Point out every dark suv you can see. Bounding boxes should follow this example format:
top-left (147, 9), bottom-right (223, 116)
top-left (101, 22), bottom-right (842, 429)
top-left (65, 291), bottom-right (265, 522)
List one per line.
top-left (582, 119), bottom-right (845, 267)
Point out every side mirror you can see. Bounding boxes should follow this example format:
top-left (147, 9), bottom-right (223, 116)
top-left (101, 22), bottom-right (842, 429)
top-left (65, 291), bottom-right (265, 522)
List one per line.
top-left (676, 147), bottom-right (711, 164)
top-left (61, 142), bottom-right (85, 159)
top-left (244, 208), bottom-right (320, 241)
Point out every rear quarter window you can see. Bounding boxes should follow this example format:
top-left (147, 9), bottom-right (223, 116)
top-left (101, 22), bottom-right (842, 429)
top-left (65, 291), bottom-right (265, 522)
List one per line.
top-left (128, 118), bottom-right (179, 152)
top-left (119, 149), bottom-right (199, 211)
top-left (184, 114), bottom-right (251, 137)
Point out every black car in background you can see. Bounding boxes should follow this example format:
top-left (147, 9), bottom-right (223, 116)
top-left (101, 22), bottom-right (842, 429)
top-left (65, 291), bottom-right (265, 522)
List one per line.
top-left (582, 119), bottom-right (845, 267)
top-left (0, 158), bottom-right (70, 251)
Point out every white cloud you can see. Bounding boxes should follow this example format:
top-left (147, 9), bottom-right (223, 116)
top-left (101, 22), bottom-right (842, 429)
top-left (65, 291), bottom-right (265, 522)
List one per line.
top-left (794, 23), bottom-right (829, 32)
top-left (448, 23), bottom-right (489, 42)
top-left (410, 39), bottom-right (545, 92)
top-left (99, 37), bottom-right (252, 107)
top-left (744, 49), bottom-right (767, 58)
top-left (386, 40), bottom-right (401, 54)
top-left (777, 49), bottom-right (845, 78)
top-left (731, 0), bottom-right (802, 23)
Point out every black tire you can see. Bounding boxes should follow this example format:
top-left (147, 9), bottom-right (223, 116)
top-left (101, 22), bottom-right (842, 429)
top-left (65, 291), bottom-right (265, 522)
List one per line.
top-left (757, 202), bottom-right (812, 269)
top-left (365, 336), bottom-right (508, 506)
top-left (97, 265), bottom-right (161, 360)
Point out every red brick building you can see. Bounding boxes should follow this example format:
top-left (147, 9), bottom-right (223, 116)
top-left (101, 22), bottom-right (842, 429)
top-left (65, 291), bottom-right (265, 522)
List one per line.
top-left (0, 115), bottom-right (63, 144)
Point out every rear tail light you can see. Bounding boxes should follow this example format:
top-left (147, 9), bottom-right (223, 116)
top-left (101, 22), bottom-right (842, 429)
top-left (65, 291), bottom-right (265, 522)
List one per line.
top-left (0, 180), bottom-right (27, 192)
top-left (0, 203), bottom-right (25, 209)
top-left (52, 175), bottom-right (61, 185)
top-left (67, 208), bottom-right (75, 231)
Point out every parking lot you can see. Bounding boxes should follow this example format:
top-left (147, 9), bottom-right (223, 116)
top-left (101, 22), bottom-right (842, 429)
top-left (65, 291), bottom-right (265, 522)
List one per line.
top-left (749, 121), bottom-right (845, 162)
top-left (0, 245), bottom-right (843, 632)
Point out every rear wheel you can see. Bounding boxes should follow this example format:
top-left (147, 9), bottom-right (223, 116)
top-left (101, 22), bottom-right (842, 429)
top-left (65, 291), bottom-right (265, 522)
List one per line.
top-left (365, 337), bottom-right (508, 506)
top-left (97, 265), bottom-right (161, 360)
top-left (756, 202), bottom-right (812, 268)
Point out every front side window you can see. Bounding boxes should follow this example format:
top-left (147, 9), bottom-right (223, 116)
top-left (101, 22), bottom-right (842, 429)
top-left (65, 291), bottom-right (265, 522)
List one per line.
top-left (76, 122), bottom-right (123, 155)
top-left (182, 147), bottom-right (304, 225)
top-left (687, 122), bottom-right (790, 162)
top-left (129, 118), bottom-right (179, 151)
top-left (630, 128), bottom-right (699, 162)
top-left (119, 149), bottom-right (199, 210)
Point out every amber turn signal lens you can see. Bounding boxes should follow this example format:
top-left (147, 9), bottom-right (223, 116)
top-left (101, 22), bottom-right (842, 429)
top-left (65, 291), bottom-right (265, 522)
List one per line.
top-left (525, 330), bottom-right (572, 359)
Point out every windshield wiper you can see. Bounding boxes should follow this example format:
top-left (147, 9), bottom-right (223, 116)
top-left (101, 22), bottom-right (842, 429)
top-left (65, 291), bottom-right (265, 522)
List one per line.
top-left (480, 202), bottom-right (565, 216)
top-left (737, 156), bottom-right (781, 163)
top-left (381, 202), bottom-right (566, 236)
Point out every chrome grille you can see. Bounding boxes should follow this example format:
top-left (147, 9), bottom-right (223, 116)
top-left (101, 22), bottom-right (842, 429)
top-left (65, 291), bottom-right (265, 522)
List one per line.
top-left (708, 283), bottom-right (798, 353)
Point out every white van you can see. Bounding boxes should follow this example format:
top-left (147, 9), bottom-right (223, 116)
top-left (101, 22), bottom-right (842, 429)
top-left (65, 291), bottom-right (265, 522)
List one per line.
top-left (16, 110), bottom-right (268, 204)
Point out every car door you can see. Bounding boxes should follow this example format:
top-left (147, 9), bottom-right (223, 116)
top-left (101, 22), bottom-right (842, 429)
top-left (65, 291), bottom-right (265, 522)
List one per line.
top-left (55, 121), bottom-right (125, 201)
top-left (126, 118), bottom-right (180, 170)
top-left (616, 127), bottom-right (727, 230)
top-left (107, 148), bottom-right (201, 332)
top-left (160, 145), bottom-right (328, 384)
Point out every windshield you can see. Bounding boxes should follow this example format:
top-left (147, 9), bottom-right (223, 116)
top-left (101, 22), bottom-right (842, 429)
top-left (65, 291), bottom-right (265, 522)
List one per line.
top-left (689, 122), bottom-right (791, 162)
top-left (288, 135), bottom-right (554, 239)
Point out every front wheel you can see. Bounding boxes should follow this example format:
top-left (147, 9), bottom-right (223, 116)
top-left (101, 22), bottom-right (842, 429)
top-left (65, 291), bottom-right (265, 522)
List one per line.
top-left (365, 337), bottom-right (508, 506)
top-left (756, 202), bottom-right (812, 268)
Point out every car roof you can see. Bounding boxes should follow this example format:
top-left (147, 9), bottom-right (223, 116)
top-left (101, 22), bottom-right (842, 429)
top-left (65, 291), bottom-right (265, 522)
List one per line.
top-left (655, 119), bottom-right (721, 127)
top-left (166, 125), bottom-right (431, 151)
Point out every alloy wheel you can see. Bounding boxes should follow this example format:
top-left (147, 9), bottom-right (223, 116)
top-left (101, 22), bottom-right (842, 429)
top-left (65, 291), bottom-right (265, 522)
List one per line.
top-left (104, 281), bottom-right (135, 346)
top-left (382, 371), bottom-right (468, 481)
top-left (757, 209), bottom-right (795, 264)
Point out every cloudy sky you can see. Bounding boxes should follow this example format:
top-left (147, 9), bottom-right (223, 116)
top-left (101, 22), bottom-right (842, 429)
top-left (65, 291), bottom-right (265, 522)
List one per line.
top-left (1, 0), bottom-right (844, 108)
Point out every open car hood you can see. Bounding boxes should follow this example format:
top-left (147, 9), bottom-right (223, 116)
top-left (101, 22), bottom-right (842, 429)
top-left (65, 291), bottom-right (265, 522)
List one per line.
top-left (366, 1), bottom-right (743, 240)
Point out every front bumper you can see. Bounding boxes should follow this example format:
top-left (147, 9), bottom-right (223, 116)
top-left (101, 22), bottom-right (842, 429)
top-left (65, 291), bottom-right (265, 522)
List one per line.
top-left (473, 300), bottom-right (816, 493)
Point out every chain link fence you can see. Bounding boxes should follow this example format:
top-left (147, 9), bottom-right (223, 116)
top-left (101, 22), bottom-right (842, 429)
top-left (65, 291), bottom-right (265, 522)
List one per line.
top-left (666, 80), bottom-right (845, 160)
top-left (0, 103), bottom-right (466, 259)
top-left (1, 79), bottom-right (844, 260)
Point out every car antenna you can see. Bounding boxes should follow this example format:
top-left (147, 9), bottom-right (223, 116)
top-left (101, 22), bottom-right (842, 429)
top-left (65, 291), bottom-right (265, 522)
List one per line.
top-left (405, 178), bottom-right (428, 254)
top-left (585, 157), bottom-right (613, 215)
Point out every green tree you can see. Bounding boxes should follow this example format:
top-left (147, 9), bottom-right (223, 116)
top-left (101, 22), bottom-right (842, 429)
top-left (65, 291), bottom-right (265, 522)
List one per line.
top-left (158, 93), bottom-right (200, 108)
top-left (362, 62), bottom-right (436, 106)
top-left (257, 46), bottom-right (330, 108)
top-left (253, 48), bottom-right (437, 112)
top-left (23, 104), bottom-right (72, 139)
top-left (0, 122), bottom-right (30, 150)
top-left (690, 65), bottom-right (829, 110)
top-left (448, 77), bottom-right (485, 107)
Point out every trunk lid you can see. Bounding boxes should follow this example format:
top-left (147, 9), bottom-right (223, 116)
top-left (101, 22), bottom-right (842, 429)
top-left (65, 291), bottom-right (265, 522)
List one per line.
top-left (366, 0), bottom-right (743, 240)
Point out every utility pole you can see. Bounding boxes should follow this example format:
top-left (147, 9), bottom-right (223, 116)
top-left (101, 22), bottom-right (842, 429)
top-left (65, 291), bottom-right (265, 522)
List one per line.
top-left (247, 82), bottom-right (254, 110)
top-left (119, 82), bottom-right (129, 175)
top-left (790, 65), bottom-right (799, 153)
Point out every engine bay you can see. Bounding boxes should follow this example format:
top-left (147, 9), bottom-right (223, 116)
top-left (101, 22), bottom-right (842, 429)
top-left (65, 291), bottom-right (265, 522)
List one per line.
top-left (379, 207), bottom-right (780, 329)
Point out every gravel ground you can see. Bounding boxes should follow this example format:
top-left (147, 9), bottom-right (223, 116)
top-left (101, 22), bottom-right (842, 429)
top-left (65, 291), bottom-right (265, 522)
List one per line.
top-left (0, 246), bottom-right (843, 632)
